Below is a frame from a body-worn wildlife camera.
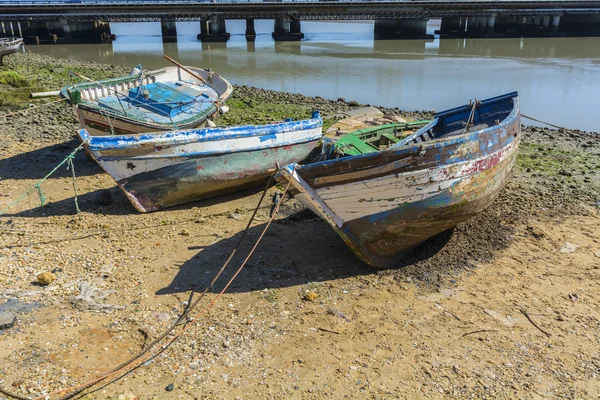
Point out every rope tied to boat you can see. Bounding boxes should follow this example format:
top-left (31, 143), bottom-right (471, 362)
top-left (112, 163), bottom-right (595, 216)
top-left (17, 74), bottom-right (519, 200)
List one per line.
top-left (13, 168), bottom-right (294, 400)
top-left (0, 140), bottom-right (89, 216)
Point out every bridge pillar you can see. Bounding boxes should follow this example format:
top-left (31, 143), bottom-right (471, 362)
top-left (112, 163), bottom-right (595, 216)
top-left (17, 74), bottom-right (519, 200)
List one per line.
top-left (272, 15), bottom-right (304, 41)
top-left (374, 18), bottom-right (433, 40)
top-left (552, 15), bottom-right (561, 34)
top-left (245, 19), bottom-right (256, 42)
top-left (541, 15), bottom-right (551, 30)
top-left (198, 15), bottom-right (230, 42)
top-left (437, 17), bottom-right (465, 37)
top-left (486, 14), bottom-right (496, 34)
top-left (161, 20), bottom-right (177, 43)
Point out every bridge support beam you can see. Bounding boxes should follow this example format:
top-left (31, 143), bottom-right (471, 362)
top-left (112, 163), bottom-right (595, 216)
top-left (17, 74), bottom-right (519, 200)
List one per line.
top-left (374, 18), bottom-right (433, 40)
top-left (198, 15), bottom-right (230, 42)
top-left (21, 19), bottom-right (112, 44)
top-left (245, 18), bottom-right (256, 42)
top-left (161, 20), bottom-right (177, 43)
top-left (272, 15), bottom-right (304, 41)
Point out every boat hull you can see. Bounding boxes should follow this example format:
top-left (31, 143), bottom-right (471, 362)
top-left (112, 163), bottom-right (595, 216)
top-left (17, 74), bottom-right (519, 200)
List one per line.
top-left (80, 117), bottom-right (322, 212)
top-left (75, 107), bottom-right (209, 136)
top-left (0, 38), bottom-right (23, 58)
top-left (278, 94), bottom-right (520, 268)
top-left (335, 136), bottom-right (518, 267)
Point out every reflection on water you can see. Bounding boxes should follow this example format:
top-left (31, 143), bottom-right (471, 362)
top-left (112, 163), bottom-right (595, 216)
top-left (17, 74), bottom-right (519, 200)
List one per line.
top-left (29, 21), bottom-right (600, 131)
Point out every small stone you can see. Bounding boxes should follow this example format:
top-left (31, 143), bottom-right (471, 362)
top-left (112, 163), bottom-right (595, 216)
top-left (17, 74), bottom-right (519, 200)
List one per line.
top-left (0, 311), bottom-right (16, 330)
top-left (155, 313), bottom-right (170, 323)
top-left (560, 242), bottom-right (579, 254)
top-left (165, 383), bottom-right (174, 392)
top-left (37, 272), bottom-right (56, 286)
top-left (558, 169), bottom-right (572, 177)
top-left (179, 229), bottom-right (190, 236)
top-left (303, 291), bottom-right (318, 302)
top-left (568, 293), bottom-right (579, 302)
top-left (229, 212), bottom-right (242, 220)
top-left (99, 264), bottom-right (113, 277)
top-left (594, 250), bottom-right (600, 258)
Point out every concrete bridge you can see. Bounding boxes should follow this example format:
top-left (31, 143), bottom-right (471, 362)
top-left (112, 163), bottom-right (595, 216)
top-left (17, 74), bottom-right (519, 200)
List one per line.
top-left (1, 0), bottom-right (600, 44)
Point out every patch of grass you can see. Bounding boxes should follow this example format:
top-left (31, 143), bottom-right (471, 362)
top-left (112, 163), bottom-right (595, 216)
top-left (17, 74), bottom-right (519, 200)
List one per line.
top-left (0, 71), bottom-right (29, 88)
top-left (516, 141), bottom-right (584, 177)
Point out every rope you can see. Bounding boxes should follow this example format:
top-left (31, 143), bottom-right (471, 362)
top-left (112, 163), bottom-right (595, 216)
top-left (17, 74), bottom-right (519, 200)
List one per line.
top-left (0, 141), bottom-right (88, 216)
top-left (463, 99), bottom-right (478, 134)
top-left (66, 154), bottom-right (81, 214)
top-left (27, 172), bottom-right (288, 400)
top-left (521, 114), bottom-right (565, 130)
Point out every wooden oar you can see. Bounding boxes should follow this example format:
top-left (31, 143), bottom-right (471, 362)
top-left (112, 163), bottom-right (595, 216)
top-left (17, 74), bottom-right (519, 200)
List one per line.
top-left (164, 55), bottom-right (206, 84)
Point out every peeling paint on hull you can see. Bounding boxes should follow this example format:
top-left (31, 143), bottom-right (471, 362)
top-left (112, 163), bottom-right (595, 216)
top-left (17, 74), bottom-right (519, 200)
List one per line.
top-left (117, 140), bottom-right (319, 212)
top-left (80, 116), bottom-right (322, 212)
top-left (277, 93), bottom-right (521, 268)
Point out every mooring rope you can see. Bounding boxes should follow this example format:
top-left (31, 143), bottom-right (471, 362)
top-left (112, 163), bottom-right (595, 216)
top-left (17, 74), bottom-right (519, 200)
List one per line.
top-left (521, 114), bottom-right (566, 130)
top-left (20, 171), bottom-right (293, 400)
top-left (0, 141), bottom-right (88, 216)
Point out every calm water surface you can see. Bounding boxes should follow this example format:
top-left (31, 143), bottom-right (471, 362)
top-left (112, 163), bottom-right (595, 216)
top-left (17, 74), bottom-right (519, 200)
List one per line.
top-left (29, 21), bottom-right (600, 131)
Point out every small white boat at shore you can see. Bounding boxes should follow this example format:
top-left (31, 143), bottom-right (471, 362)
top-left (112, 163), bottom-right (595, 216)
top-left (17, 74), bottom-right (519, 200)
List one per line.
top-left (61, 64), bottom-right (233, 136)
top-left (0, 37), bottom-right (23, 64)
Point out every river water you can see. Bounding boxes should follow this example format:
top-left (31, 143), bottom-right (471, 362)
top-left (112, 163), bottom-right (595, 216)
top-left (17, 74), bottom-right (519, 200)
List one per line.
top-left (29, 20), bottom-right (600, 131)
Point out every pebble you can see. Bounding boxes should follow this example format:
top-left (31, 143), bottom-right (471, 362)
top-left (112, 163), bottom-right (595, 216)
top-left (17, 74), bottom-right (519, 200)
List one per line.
top-left (229, 212), bottom-right (242, 220)
top-left (165, 383), bottom-right (174, 392)
top-left (179, 229), bottom-right (190, 236)
top-left (36, 271), bottom-right (56, 286)
top-left (303, 291), bottom-right (318, 302)
top-left (155, 313), bottom-right (170, 323)
top-left (559, 242), bottom-right (579, 254)
top-left (0, 311), bottom-right (16, 330)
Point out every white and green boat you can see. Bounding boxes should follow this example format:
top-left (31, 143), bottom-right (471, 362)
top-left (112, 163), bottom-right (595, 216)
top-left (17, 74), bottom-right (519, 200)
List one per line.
top-left (61, 64), bottom-right (233, 136)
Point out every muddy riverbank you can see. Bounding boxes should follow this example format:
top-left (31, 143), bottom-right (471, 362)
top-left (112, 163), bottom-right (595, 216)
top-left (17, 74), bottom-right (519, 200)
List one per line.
top-left (0, 52), bottom-right (599, 399)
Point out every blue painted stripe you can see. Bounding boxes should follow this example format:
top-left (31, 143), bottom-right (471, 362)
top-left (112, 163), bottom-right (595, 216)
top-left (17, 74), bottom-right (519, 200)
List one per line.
top-left (79, 116), bottom-right (323, 151)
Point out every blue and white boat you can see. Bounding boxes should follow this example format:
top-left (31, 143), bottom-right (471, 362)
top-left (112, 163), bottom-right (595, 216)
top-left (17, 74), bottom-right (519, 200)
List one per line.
top-left (62, 64), bottom-right (233, 136)
top-left (276, 93), bottom-right (521, 268)
top-left (78, 112), bottom-right (323, 212)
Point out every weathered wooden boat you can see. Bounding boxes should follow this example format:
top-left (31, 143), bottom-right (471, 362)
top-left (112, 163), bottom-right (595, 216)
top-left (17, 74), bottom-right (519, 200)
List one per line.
top-left (277, 92), bottom-right (520, 268)
top-left (61, 64), bottom-right (233, 136)
top-left (78, 112), bottom-right (323, 212)
top-left (0, 37), bottom-right (23, 63)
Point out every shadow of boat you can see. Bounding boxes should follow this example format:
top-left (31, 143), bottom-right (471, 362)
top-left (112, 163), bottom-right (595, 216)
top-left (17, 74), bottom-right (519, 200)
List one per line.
top-left (0, 139), bottom-right (103, 180)
top-left (155, 208), bottom-right (461, 295)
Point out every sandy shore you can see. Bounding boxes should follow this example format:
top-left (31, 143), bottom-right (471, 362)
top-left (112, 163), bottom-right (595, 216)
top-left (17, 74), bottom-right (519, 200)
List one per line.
top-left (0, 52), bottom-right (599, 399)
